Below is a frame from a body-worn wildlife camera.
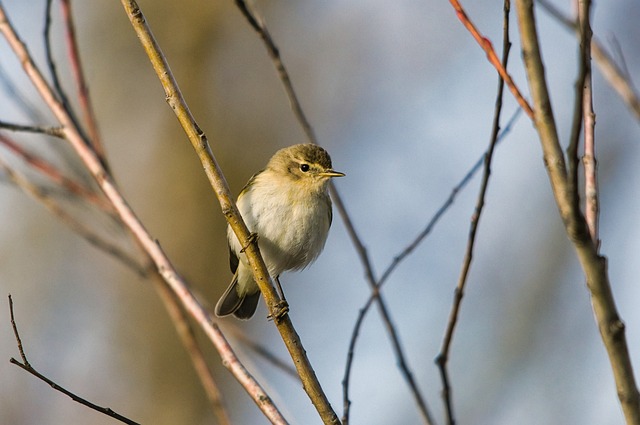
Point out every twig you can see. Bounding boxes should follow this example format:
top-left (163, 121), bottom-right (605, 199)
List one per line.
top-left (515, 0), bottom-right (640, 422)
top-left (538, 0), bottom-right (640, 122)
top-left (577, 0), bottom-right (598, 246)
top-left (0, 62), bottom-right (45, 122)
top-left (233, 0), bottom-right (317, 145)
top-left (60, 0), bottom-right (107, 164)
top-left (118, 1), bottom-right (331, 423)
top-left (8, 295), bottom-right (141, 425)
top-left (0, 154), bottom-right (147, 276)
top-left (341, 105), bottom-right (521, 424)
top-left (152, 276), bottom-right (233, 425)
top-left (0, 120), bottom-right (64, 137)
top-left (435, 2), bottom-right (512, 423)
top-left (448, 0), bottom-right (533, 119)
top-left (0, 5), bottom-right (289, 423)
top-left (231, 2), bottom-right (433, 423)
top-left (226, 325), bottom-right (299, 380)
top-left (0, 133), bottom-right (111, 211)
top-left (43, 0), bottom-right (87, 146)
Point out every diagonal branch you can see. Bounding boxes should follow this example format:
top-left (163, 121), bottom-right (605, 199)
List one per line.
top-left (0, 5), bottom-right (288, 424)
top-left (448, 0), bottom-right (533, 119)
top-left (118, 1), bottom-right (335, 423)
top-left (8, 295), bottom-right (141, 425)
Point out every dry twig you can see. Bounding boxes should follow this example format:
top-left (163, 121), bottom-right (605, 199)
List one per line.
top-left (8, 295), bottom-right (141, 425)
top-left (0, 4), bottom-right (288, 423)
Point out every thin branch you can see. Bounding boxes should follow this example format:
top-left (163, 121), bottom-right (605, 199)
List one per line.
top-left (436, 2), bottom-right (511, 423)
top-left (538, 0), bottom-right (640, 122)
top-left (0, 120), bottom-right (64, 137)
top-left (226, 325), bottom-right (299, 380)
top-left (0, 133), bottom-right (111, 211)
top-left (0, 5), bottom-right (289, 423)
top-left (60, 0), bottom-right (107, 164)
top-left (8, 295), bottom-right (140, 425)
top-left (0, 154), bottom-right (147, 276)
top-left (515, 1), bottom-right (640, 423)
top-left (152, 276), bottom-right (233, 425)
top-left (231, 2), bottom-right (434, 423)
top-left (43, 0), bottom-right (86, 146)
top-left (448, 0), bottom-right (533, 119)
top-left (577, 0), bottom-right (598, 246)
top-left (340, 105), bottom-right (521, 425)
top-left (0, 62), bottom-right (45, 122)
top-left (233, 0), bottom-right (317, 145)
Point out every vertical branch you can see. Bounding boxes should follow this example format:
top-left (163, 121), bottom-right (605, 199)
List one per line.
top-left (60, 0), bottom-right (107, 164)
top-left (435, 2), bottom-right (511, 424)
top-left (515, 1), bottom-right (640, 423)
top-left (577, 0), bottom-right (599, 246)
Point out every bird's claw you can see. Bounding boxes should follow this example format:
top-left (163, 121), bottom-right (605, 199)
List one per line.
top-left (267, 300), bottom-right (290, 322)
top-left (240, 232), bottom-right (259, 253)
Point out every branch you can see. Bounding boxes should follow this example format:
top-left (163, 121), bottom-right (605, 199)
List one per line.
top-left (0, 120), bottom-right (63, 137)
top-left (515, 1), bottom-right (640, 423)
top-left (0, 5), bottom-right (288, 423)
top-left (8, 295), bottom-right (141, 425)
top-left (231, 2), bottom-right (434, 423)
top-left (448, 0), bottom-right (533, 119)
top-left (436, 3), bottom-right (511, 423)
top-left (60, 0), bottom-right (108, 164)
top-left (0, 154), bottom-right (147, 275)
top-left (538, 0), bottom-right (640, 122)
top-left (118, 1), bottom-right (334, 423)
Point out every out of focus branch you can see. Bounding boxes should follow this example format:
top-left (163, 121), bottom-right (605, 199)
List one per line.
top-left (0, 4), bottom-right (288, 424)
top-left (515, 1), bottom-right (640, 423)
top-left (538, 0), bottom-right (640, 122)
top-left (8, 295), bottom-right (141, 425)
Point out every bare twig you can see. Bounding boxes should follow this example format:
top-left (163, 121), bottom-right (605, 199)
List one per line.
top-left (0, 5), bottom-right (289, 423)
top-left (43, 0), bottom-right (87, 146)
top-left (60, 0), bottom-right (107, 164)
top-left (577, 0), bottom-right (598, 246)
top-left (8, 295), bottom-right (141, 425)
top-left (226, 326), bottom-right (299, 380)
top-left (538, 0), bottom-right (640, 122)
top-left (233, 0), bottom-right (317, 145)
top-left (0, 133), bottom-right (111, 211)
top-left (515, 1), bottom-right (640, 422)
top-left (448, 0), bottom-right (533, 119)
top-left (435, 3), bottom-right (511, 423)
top-left (0, 120), bottom-right (64, 137)
top-left (231, 2), bottom-right (433, 423)
top-left (118, 1), bottom-right (331, 423)
top-left (152, 277), bottom-right (233, 425)
top-left (0, 154), bottom-right (147, 275)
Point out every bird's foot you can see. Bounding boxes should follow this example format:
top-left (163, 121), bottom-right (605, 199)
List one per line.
top-left (267, 300), bottom-right (290, 322)
top-left (240, 232), bottom-right (259, 253)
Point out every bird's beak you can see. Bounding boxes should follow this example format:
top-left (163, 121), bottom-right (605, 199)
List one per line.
top-left (320, 170), bottom-right (345, 178)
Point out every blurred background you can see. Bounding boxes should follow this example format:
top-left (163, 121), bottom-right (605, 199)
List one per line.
top-left (1, 0), bottom-right (639, 424)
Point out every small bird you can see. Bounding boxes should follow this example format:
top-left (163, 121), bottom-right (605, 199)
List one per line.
top-left (215, 144), bottom-right (345, 320)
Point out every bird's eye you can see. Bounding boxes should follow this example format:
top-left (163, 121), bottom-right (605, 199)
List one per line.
top-left (300, 163), bottom-right (310, 172)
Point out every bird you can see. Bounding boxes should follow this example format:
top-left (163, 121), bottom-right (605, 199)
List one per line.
top-left (215, 144), bottom-right (344, 320)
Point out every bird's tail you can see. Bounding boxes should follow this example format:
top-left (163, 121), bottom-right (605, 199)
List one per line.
top-left (214, 272), bottom-right (261, 320)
